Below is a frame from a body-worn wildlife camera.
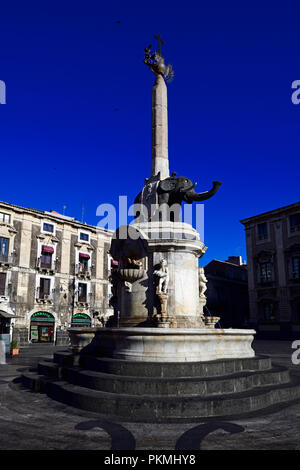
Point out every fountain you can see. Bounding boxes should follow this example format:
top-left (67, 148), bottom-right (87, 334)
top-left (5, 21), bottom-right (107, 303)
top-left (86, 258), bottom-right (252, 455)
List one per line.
top-left (22, 38), bottom-right (300, 421)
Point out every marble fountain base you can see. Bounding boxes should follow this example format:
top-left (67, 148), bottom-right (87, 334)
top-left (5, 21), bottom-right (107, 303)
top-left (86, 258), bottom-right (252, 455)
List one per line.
top-left (68, 327), bottom-right (256, 362)
top-left (21, 326), bottom-right (300, 421)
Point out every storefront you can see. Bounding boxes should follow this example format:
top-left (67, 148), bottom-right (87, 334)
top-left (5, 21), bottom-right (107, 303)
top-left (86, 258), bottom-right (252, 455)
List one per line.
top-left (71, 313), bottom-right (91, 328)
top-left (30, 311), bottom-right (55, 343)
top-left (0, 310), bottom-right (15, 353)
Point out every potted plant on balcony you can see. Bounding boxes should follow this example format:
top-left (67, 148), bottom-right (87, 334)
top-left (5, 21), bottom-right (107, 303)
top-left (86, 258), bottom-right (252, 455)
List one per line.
top-left (10, 340), bottom-right (19, 355)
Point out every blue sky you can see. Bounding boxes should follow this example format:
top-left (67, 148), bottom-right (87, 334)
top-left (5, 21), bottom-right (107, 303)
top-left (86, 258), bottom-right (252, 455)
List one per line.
top-left (0, 1), bottom-right (299, 265)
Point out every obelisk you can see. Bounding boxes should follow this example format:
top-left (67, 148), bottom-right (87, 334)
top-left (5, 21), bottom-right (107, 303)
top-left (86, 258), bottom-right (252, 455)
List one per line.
top-left (151, 74), bottom-right (169, 180)
top-left (144, 39), bottom-right (172, 181)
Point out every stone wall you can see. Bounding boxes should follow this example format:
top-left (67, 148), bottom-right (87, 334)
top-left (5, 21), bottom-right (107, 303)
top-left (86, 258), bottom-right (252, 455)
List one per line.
top-left (0, 201), bottom-right (113, 345)
top-left (241, 202), bottom-right (300, 339)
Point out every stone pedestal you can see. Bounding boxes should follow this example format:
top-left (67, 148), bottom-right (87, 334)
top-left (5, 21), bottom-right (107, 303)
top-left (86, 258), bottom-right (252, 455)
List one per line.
top-left (109, 222), bottom-right (207, 328)
top-left (154, 292), bottom-right (171, 327)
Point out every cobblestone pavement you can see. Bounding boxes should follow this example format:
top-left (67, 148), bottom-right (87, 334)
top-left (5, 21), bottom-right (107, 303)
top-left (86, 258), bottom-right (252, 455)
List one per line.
top-left (1, 340), bottom-right (300, 450)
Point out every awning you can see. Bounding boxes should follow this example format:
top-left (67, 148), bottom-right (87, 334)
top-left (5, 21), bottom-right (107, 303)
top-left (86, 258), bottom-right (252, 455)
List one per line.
top-left (79, 252), bottom-right (90, 259)
top-left (42, 245), bottom-right (54, 254)
top-left (0, 310), bottom-right (17, 319)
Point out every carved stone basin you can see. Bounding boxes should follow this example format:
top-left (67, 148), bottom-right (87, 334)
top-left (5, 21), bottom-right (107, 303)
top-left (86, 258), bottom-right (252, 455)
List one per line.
top-left (116, 268), bottom-right (145, 283)
top-left (67, 327), bottom-right (98, 354)
top-left (204, 316), bottom-right (221, 328)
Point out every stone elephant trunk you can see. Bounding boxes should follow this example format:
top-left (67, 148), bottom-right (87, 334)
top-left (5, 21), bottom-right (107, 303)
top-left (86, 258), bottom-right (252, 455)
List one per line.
top-left (183, 181), bottom-right (222, 203)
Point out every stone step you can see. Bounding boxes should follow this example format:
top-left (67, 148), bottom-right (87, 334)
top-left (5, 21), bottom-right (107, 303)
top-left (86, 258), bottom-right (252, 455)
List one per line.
top-left (53, 351), bottom-right (75, 367)
top-left (63, 365), bottom-right (290, 397)
top-left (53, 353), bottom-right (272, 378)
top-left (41, 374), bottom-right (300, 421)
top-left (38, 361), bottom-right (63, 379)
top-left (21, 371), bottom-right (56, 393)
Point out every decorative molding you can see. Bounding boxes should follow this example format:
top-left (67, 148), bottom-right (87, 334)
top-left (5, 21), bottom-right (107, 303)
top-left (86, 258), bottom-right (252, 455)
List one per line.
top-left (36, 233), bottom-right (59, 243)
top-left (74, 241), bottom-right (94, 251)
top-left (0, 223), bottom-right (17, 235)
top-left (254, 250), bottom-right (275, 263)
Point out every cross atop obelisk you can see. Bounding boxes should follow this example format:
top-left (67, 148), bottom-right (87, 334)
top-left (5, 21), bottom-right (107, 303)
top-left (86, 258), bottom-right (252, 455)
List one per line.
top-left (144, 38), bottom-right (174, 180)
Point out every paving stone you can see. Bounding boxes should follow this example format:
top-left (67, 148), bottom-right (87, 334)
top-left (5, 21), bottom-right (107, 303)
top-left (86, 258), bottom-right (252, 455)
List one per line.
top-left (1, 340), bottom-right (300, 450)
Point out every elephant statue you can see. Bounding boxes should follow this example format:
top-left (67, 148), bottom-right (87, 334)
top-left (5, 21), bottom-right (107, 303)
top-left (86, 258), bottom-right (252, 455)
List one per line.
top-left (157, 174), bottom-right (221, 206)
top-left (134, 172), bottom-right (222, 222)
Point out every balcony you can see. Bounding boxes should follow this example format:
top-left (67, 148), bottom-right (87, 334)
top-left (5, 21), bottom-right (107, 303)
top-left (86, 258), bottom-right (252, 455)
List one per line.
top-left (289, 272), bottom-right (300, 284)
top-left (0, 253), bottom-right (15, 267)
top-left (74, 290), bottom-right (92, 309)
top-left (257, 277), bottom-right (275, 289)
top-left (0, 293), bottom-right (9, 302)
top-left (75, 263), bottom-right (91, 279)
top-left (257, 234), bottom-right (269, 242)
top-left (75, 298), bottom-right (90, 308)
top-left (36, 257), bottom-right (56, 274)
top-left (35, 287), bottom-right (54, 305)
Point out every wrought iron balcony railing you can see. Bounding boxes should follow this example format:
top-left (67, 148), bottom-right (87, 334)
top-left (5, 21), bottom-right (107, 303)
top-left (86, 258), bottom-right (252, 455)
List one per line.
top-left (36, 287), bottom-right (54, 302)
top-left (75, 263), bottom-right (91, 278)
top-left (0, 253), bottom-right (15, 266)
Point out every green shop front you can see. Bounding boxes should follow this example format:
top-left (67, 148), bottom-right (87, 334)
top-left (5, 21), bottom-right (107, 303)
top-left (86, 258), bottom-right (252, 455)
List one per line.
top-left (71, 313), bottom-right (92, 328)
top-left (30, 312), bottom-right (55, 343)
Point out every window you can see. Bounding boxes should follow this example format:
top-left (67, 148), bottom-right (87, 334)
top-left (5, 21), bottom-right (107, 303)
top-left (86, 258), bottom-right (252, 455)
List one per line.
top-left (79, 255), bottom-right (89, 273)
top-left (294, 302), bottom-right (300, 321)
top-left (0, 273), bottom-right (6, 295)
top-left (292, 257), bottom-right (300, 279)
top-left (41, 252), bottom-right (52, 269)
top-left (257, 223), bottom-right (268, 240)
top-left (43, 223), bottom-right (54, 233)
top-left (39, 278), bottom-right (50, 298)
top-left (260, 262), bottom-right (272, 283)
top-left (262, 303), bottom-right (275, 321)
top-left (80, 232), bottom-right (89, 242)
top-left (0, 237), bottom-right (9, 261)
top-left (290, 214), bottom-right (300, 232)
top-left (0, 212), bottom-right (11, 224)
top-left (39, 245), bottom-right (54, 269)
top-left (78, 283), bottom-right (87, 302)
top-left (227, 269), bottom-right (234, 279)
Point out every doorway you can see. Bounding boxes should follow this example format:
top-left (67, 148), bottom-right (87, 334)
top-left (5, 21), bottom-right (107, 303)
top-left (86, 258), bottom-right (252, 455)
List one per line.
top-left (30, 312), bottom-right (55, 343)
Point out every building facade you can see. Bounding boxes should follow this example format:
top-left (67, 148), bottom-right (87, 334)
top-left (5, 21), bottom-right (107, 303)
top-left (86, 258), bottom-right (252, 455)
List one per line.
top-left (241, 202), bottom-right (300, 339)
top-left (204, 256), bottom-right (249, 328)
top-left (0, 201), bottom-right (113, 348)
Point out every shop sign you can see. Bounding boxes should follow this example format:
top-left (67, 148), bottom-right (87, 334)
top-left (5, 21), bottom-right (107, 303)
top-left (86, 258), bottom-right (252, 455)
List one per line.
top-left (72, 313), bottom-right (91, 323)
top-left (31, 312), bottom-right (55, 322)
